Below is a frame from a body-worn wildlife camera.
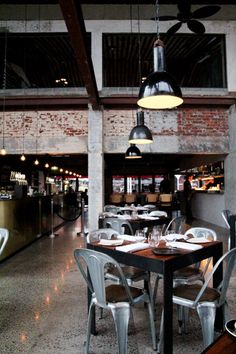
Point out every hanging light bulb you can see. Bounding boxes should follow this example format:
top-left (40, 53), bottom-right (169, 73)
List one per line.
top-left (20, 154), bottom-right (26, 161)
top-left (125, 144), bottom-right (142, 159)
top-left (34, 158), bottom-right (39, 165)
top-left (137, 0), bottom-right (183, 109)
top-left (129, 111), bottom-right (153, 144)
top-left (1, 147), bottom-right (6, 155)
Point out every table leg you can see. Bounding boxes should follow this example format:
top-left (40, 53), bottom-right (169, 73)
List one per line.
top-left (163, 265), bottom-right (173, 354)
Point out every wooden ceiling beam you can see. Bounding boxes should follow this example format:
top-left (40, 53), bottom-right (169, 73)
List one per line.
top-left (0, 94), bottom-right (235, 110)
top-left (58, 0), bottom-right (100, 110)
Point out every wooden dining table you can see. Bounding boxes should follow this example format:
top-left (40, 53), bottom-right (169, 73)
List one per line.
top-left (87, 239), bottom-right (223, 354)
top-left (99, 214), bottom-right (171, 233)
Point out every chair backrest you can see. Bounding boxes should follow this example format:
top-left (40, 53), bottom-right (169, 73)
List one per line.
top-left (87, 228), bottom-right (119, 243)
top-left (164, 216), bottom-right (186, 235)
top-left (110, 193), bottom-right (123, 204)
top-left (149, 210), bottom-right (168, 217)
top-left (124, 194), bottom-right (136, 204)
top-left (221, 209), bottom-right (231, 229)
top-left (159, 194), bottom-right (172, 203)
top-left (104, 205), bottom-right (119, 214)
top-left (103, 217), bottom-right (134, 235)
top-left (0, 228), bottom-right (9, 255)
top-left (194, 248), bottom-right (236, 307)
top-left (146, 193), bottom-right (158, 203)
top-left (184, 227), bottom-right (217, 241)
top-left (74, 248), bottom-right (133, 307)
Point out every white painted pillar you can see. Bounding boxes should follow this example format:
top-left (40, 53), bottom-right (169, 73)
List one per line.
top-left (87, 106), bottom-right (104, 231)
top-left (225, 105), bottom-right (236, 213)
top-left (225, 27), bottom-right (236, 92)
top-left (91, 30), bottom-right (103, 91)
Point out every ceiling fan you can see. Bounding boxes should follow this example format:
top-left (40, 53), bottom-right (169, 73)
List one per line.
top-left (154, 0), bottom-right (221, 35)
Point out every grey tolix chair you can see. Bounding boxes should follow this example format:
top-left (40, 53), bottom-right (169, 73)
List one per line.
top-left (74, 248), bottom-right (157, 354)
top-left (0, 228), bottom-right (9, 256)
top-left (87, 229), bottom-right (153, 315)
top-left (103, 217), bottom-right (134, 235)
top-left (153, 227), bottom-right (217, 316)
top-left (221, 209), bottom-right (232, 250)
top-left (158, 247), bottom-right (236, 352)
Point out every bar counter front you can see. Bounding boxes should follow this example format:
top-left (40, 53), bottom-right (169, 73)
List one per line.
top-left (0, 195), bottom-right (65, 262)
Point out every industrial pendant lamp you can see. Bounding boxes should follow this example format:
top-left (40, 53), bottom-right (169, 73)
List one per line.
top-left (137, 0), bottom-right (183, 110)
top-left (125, 144), bottom-right (142, 159)
top-left (129, 111), bottom-right (153, 144)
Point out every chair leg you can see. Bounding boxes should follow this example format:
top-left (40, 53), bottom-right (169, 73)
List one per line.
top-left (157, 308), bottom-right (164, 354)
top-left (153, 274), bottom-right (161, 307)
top-left (84, 302), bottom-right (95, 354)
top-left (110, 302), bottom-right (130, 354)
top-left (177, 305), bottom-right (189, 334)
top-left (146, 299), bottom-right (157, 350)
top-left (197, 303), bottom-right (216, 348)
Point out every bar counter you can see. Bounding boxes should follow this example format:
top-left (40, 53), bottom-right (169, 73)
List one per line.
top-left (0, 195), bottom-right (65, 262)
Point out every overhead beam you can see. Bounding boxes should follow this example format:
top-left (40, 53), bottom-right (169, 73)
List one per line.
top-left (58, 0), bottom-right (100, 110)
top-left (0, 94), bottom-right (235, 110)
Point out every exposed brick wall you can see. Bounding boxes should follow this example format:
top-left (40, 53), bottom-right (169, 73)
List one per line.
top-left (177, 109), bottom-right (229, 136)
top-left (0, 107), bottom-right (230, 154)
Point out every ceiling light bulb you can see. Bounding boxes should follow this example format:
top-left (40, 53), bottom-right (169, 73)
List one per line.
top-left (34, 159), bottom-right (39, 165)
top-left (1, 147), bottom-right (6, 155)
top-left (20, 154), bottom-right (26, 161)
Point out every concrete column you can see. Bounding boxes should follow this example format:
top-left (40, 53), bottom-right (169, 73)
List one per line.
top-left (88, 106), bottom-right (104, 231)
top-left (91, 30), bottom-right (103, 91)
top-left (225, 105), bottom-right (236, 213)
top-left (225, 29), bottom-right (236, 92)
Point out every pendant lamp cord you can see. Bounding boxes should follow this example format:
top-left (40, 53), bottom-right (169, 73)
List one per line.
top-left (156, 0), bottom-right (160, 39)
top-left (137, 2), bottom-right (142, 88)
top-left (2, 31), bottom-right (7, 149)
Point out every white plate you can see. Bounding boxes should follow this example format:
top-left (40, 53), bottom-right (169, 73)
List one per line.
top-left (187, 237), bottom-right (211, 244)
top-left (98, 239), bottom-right (124, 246)
top-left (225, 319), bottom-right (236, 337)
top-left (117, 235), bottom-right (146, 242)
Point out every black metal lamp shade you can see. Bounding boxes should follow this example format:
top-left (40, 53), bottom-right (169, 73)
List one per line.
top-left (137, 39), bottom-right (183, 110)
top-left (128, 111), bottom-right (153, 144)
top-left (125, 144), bottom-right (142, 159)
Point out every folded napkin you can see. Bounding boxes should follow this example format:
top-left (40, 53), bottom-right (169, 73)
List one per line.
top-left (163, 234), bottom-right (188, 241)
top-left (116, 242), bottom-right (150, 253)
top-left (98, 239), bottom-right (124, 246)
top-left (169, 241), bottom-right (202, 251)
top-left (117, 235), bottom-right (146, 242)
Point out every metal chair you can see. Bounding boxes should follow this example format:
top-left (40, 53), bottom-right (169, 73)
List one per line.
top-left (0, 228), bottom-right (9, 256)
top-left (87, 229), bottom-right (153, 304)
top-left (163, 215), bottom-right (186, 235)
top-left (158, 248), bottom-right (236, 351)
top-left (221, 209), bottom-right (232, 250)
top-left (74, 248), bottom-right (157, 354)
top-left (104, 204), bottom-right (120, 214)
top-left (153, 226), bottom-right (216, 307)
top-left (103, 217), bottom-right (134, 235)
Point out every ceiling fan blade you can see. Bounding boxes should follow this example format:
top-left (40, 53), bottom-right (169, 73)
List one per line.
top-left (166, 22), bottom-right (182, 36)
top-left (192, 5), bottom-right (221, 19)
top-left (177, 0), bottom-right (191, 16)
top-left (154, 15), bottom-right (178, 21)
top-left (187, 20), bottom-right (205, 34)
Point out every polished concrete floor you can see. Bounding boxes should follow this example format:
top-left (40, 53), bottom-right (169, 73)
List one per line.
top-left (0, 216), bottom-right (235, 354)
